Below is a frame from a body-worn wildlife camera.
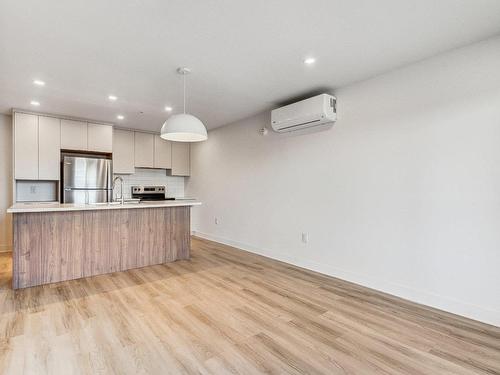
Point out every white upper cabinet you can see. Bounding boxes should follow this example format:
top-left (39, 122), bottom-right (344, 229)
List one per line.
top-left (88, 123), bottom-right (113, 153)
top-left (61, 119), bottom-right (87, 151)
top-left (132, 132), bottom-right (189, 173)
top-left (113, 129), bottom-right (135, 174)
top-left (153, 135), bottom-right (172, 169)
top-left (14, 113), bottom-right (61, 180)
top-left (38, 116), bottom-right (61, 180)
top-left (14, 113), bottom-right (38, 180)
top-left (13, 110), bottom-right (189, 186)
top-left (171, 142), bottom-right (190, 176)
top-left (134, 132), bottom-right (154, 168)
top-left (61, 120), bottom-right (112, 152)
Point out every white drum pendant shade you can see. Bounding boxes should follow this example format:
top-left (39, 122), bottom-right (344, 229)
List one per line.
top-left (161, 114), bottom-right (207, 142)
top-left (160, 67), bottom-right (208, 142)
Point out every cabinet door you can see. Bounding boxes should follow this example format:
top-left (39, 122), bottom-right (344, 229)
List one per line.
top-left (88, 123), bottom-right (113, 153)
top-left (113, 129), bottom-right (135, 174)
top-left (134, 132), bottom-right (154, 168)
top-left (171, 142), bottom-right (190, 176)
top-left (61, 119), bottom-right (87, 150)
top-left (38, 116), bottom-right (61, 180)
top-left (14, 113), bottom-right (38, 179)
top-left (153, 135), bottom-right (172, 169)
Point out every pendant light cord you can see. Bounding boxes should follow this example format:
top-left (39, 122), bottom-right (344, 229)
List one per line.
top-left (183, 72), bottom-right (186, 114)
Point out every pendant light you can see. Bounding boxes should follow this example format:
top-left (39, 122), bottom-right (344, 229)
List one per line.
top-left (160, 67), bottom-right (208, 142)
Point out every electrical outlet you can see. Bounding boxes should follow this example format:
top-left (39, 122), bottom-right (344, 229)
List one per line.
top-left (215, 217), bottom-right (220, 225)
top-left (301, 232), bottom-right (309, 244)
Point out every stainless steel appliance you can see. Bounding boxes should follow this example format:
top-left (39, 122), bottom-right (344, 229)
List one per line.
top-left (131, 185), bottom-right (174, 201)
top-left (62, 155), bottom-right (113, 204)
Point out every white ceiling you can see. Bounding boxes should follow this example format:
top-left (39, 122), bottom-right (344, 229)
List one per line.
top-left (1, 0), bottom-right (500, 131)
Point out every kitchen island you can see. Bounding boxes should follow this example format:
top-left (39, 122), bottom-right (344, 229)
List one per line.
top-left (7, 200), bottom-right (201, 289)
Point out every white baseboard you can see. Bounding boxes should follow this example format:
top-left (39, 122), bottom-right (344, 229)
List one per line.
top-left (192, 231), bottom-right (500, 328)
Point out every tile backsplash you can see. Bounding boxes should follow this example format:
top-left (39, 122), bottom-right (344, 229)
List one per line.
top-left (16, 180), bottom-right (58, 202)
top-left (114, 168), bottom-right (185, 199)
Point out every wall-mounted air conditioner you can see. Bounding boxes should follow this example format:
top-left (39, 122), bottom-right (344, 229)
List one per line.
top-left (271, 93), bottom-right (336, 133)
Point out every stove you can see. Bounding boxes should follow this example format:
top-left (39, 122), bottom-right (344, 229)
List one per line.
top-left (131, 186), bottom-right (175, 201)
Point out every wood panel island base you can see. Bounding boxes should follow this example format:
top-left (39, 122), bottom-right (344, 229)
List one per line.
top-left (8, 201), bottom-right (200, 289)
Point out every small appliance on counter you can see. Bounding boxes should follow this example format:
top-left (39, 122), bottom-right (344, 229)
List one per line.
top-left (131, 186), bottom-right (175, 201)
top-left (62, 155), bottom-right (113, 204)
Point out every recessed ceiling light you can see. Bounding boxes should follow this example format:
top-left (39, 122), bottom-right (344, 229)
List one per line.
top-left (30, 100), bottom-right (40, 106)
top-left (33, 79), bottom-right (45, 86)
top-left (164, 106), bottom-right (173, 112)
top-left (116, 115), bottom-right (124, 120)
top-left (304, 57), bottom-right (316, 65)
top-left (108, 95), bottom-right (118, 101)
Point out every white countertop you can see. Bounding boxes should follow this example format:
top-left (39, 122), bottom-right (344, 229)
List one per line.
top-left (7, 199), bottom-right (201, 213)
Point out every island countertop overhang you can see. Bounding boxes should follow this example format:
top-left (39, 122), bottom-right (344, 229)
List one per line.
top-left (7, 199), bottom-right (201, 213)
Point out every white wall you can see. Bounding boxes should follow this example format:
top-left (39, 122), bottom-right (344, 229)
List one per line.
top-left (187, 36), bottom-right (500, 327)
top-left (0, 114), bottom-right (13, 252)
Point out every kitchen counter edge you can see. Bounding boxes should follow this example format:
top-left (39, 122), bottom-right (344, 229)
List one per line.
top-left (7, 200), bottom-right (202, 213)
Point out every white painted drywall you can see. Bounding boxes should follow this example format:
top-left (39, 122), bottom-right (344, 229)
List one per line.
top-left (187, 36), bottom-right (500, 326)
top-left (0, 114), bottom-right (13, 252)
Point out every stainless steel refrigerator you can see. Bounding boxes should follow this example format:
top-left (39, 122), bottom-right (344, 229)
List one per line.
top-left (62, 156), bottom-right (113, 204)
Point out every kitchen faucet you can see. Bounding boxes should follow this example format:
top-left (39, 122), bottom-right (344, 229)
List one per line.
top-left (112, 176), bottom-right (125, 204)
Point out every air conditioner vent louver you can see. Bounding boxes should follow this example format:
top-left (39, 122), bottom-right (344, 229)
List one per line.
top-left (271, 94), bottom-right (336, 133)
top-left (277, 119), bottom-right (322, 131)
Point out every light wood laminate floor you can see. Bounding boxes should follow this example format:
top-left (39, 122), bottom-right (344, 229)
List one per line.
top-left (0, 237), bottom-right (499, 374)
